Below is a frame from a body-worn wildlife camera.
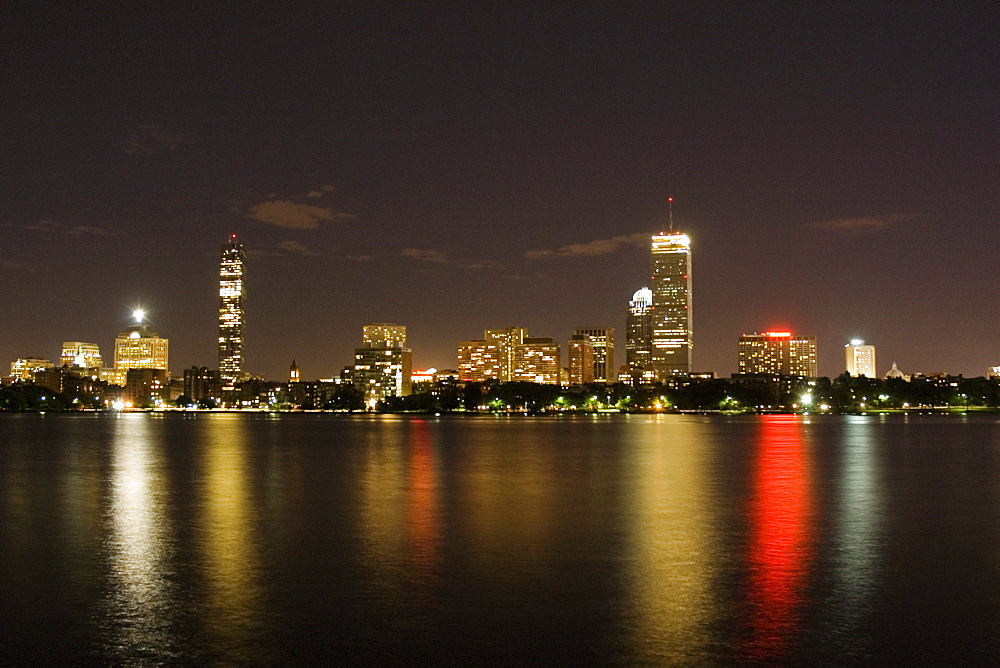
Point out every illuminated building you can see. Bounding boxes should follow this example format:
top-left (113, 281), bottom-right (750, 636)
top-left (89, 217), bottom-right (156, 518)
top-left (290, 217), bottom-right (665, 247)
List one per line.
top-left (289, 359), bottom-right (300, 383)
top-left (113, 311), bottom-right (169, 385)
top-left (650, 215), bottom-right (693, 377)
top-left (574, 327), bottom-right (614, 382)
top-left (845, 340), bottom-right (877, 377)
top-left (458, 327), bottom-right (559, 383)
top-left (218, 234), bottom-right (246, 394)
top-left (626, 287), bottom-right (653, 370)
top-left (9, 357), bottom-right (52, 382)
top-left (60, 342), bottom-right (102, 370)
top-left (363, 323), bottom-right (407, 348)
top-left (458, 327), bottom-right (526, 382)
top-left (353, 323), bottom-right (412, 403)
top-left (513, 338), bottom-right (560, 384)
top-left (568, 335), bottom-right (595, 385)
top-left (738, 332), bottom-right (817, 377)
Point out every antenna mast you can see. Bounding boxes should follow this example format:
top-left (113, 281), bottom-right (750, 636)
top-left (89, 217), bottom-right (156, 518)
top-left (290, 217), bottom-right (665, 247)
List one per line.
top-left (668, 197), bottom-right (674, 233)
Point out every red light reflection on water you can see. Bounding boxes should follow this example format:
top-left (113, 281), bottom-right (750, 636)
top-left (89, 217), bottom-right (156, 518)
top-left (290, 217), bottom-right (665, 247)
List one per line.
top-left (407, 420), bottom-right (439, 573)
top-left (743, 415), bottom-right (813, 660)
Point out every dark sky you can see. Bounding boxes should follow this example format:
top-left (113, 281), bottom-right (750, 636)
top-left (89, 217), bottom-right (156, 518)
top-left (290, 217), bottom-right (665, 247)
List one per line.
top-left (2, 3), bottom-right (997, 380)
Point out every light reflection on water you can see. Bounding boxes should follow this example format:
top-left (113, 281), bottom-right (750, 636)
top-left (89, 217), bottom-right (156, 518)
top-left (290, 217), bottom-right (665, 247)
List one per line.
top-left (104, 414), bottom-right (179, 661)
top-left (624, 416), bottom-right (718, 662)
top-left (3, 412), bottom-right (1000, 663)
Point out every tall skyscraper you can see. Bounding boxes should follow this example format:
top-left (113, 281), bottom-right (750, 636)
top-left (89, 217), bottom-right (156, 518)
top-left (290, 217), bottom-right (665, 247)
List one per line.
top-left (573, 327), bottom-right (614, 383)
top-left (738, 332), bottom-right (817, 377)
top-left (626, 287), bottom-right (653, 371)
top-left (649, 208), bottom-right (692, 377)
top-left (218, 234), bottom-right (246, 393)
top-left (845, 340), bottom-right (876, 377)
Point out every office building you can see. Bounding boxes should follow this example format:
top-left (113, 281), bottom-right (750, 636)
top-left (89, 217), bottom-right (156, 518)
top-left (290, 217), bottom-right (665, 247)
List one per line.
top-left (574, 327), bottom-right (614, 382)
top-left (183, 366), bottom-right (221, 404)
top-left (363, 323), bottom-right (407, 348)
top-left (626, 287), bottom-right (653, 371)
top-left (9, 357), bottom-right (52, 382)
top-left (59, 342), bottom-right (103, 370)
top-left (458, 327), bottom-right (559, 383)
top-left (458, 327), bottom-right (527, 382)
top-left (353, 323), bottom-right (412, 404)
top-left (113, 313), bottom-right (169, 385)
top-left (513, 337), bottom-right (560, 384)
top-left (738, 332), bottom-right (817, 377)
top-left (219, 234), bottom-right (246, 393)
top-left (650, 220), bottom-right (693, 377)
top-left (568, 335), bottom-right (595, 385)
top-left (845, 339), bottom-right (877, 377)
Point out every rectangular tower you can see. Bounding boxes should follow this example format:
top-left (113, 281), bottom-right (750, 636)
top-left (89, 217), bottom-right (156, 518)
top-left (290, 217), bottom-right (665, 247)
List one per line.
top-left (218, 234), bottom-right (246, 393)
top-left (738, 332), bottom-right (817, 377)
top-left (573, 327), bottom-right (614, 383)
top-left (845, 340), bottom-right (877, 377)
top-left (650, 231), bottom-right (693, 377)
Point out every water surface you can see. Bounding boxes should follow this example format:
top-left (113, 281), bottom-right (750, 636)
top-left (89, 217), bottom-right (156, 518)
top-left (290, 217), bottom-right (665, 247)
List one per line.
top-left (2, 412), bottom-right (999, 663)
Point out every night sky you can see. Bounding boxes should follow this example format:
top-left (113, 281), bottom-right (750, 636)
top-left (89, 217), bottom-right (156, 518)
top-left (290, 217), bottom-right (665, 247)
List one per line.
top-left (2, 3), bottom-right (997, 380)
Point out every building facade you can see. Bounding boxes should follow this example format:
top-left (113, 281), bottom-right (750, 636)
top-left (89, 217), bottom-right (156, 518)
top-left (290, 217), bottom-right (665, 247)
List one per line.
top-left (650, 230), bottom-right (693, 377)
top-left (573, 327), bottom-right (614, 383)
top-left (738, 332), bottom-right (817, 377)
top-left (845, 340), bottom-right (877, 377)
top-left (457, 327), bottom-right (559, 384)
top-left (60, 342), bottom-right (103, 370)
top-left (513, 337), bottom-right (560, 384)
top-left (353, 323), bottom-right (412, 404)
top-left (626, 287), bottom-right (653, 371)
top-left (114, 319), bottom-right (169, 385)
top-left (9, 357), bottom-right (52, 382)
top-left (219, 234), bottom-right (246, 394)
top-left (568, 334), bottom-right (595, 385)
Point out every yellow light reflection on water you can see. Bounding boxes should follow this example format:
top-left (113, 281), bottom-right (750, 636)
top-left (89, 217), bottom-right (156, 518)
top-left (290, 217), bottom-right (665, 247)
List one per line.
top-left (200, 415), bottom-right (263, 656)
top-left (623, 416), bottom-right (719, 662)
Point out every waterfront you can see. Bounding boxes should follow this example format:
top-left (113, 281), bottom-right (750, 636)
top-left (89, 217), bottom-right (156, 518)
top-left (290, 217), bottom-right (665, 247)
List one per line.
top-left (2, 412), bottom-right (1000, 663)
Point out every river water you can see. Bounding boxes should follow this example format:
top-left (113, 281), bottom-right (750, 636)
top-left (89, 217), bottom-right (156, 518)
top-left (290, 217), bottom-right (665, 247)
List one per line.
top-left (1, 412), bottom-right (999, 663)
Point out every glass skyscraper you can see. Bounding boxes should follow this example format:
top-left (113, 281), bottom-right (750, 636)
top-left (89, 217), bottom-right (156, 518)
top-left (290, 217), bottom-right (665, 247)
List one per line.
top-left (650, 231), bottom-right (692, 377)
top-left (218, 234), bottom-right (246, 394)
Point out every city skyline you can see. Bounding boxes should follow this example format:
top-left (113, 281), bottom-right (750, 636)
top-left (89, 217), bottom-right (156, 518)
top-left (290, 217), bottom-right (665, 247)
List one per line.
top-left (1, 5), bottom-right (995, 379)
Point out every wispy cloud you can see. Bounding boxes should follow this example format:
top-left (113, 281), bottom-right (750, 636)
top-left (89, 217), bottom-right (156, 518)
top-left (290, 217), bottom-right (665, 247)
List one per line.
top-left (525, 232), bottom-right (648, 260)
top-left (247, 200), bottom-right (354, 229)
top-left (305, 185), bottom-right (337, 198)
top-left (279, 240), bottom-right (322, 256)
top-left (19, 220), bottom-right (115, 236)
top-left (813, 213), bottom-right (915, 233)
top-left (122, 124), bottom-right (192, 154)
top-left (346, 254), bottom-right (375, 262)
top-left (401, 248), bottom-right (501, 271)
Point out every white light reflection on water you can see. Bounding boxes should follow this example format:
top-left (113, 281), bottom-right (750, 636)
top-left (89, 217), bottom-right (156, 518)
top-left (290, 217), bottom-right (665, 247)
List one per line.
top-left (830, 416), bottom-right (882, 657)
top-left (104, 414), bottom-right (179, 661)
top-left (624, 416), bottom-right (719, 662)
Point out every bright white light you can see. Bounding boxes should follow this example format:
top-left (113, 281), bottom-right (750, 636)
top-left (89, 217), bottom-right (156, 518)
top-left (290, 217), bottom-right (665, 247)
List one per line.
top-left (849, 339), bottom-right (864, 346)
top-left (112, 400), bottom-right (126, 410)
top-left (133, 309), bottom-right (145, 324)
